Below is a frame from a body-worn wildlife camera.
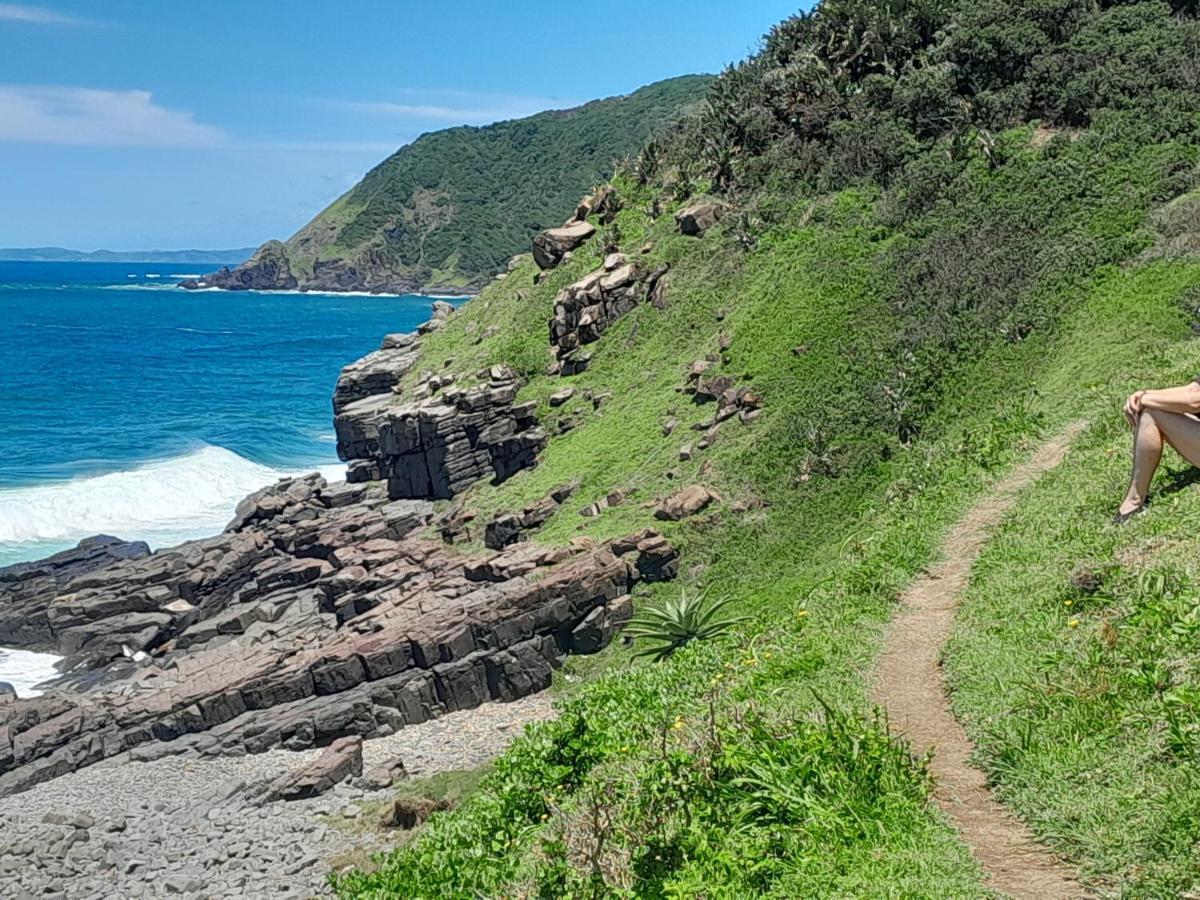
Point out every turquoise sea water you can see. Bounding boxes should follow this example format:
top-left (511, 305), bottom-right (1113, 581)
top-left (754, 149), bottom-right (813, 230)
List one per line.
top-left (0, 261), bottom-right (460, 567)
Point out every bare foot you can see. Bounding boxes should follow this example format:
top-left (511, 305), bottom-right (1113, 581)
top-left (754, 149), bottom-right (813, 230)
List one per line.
top-left (1114, 497), bottom-right (1148, 524)
top-left (1117, 498), bottom-right (1143, 516)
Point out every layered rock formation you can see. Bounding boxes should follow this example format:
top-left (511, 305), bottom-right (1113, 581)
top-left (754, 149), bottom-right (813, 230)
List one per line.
top-left (333, 329), bottom-right (546, 500)
top-left (547, 253), bottom-right (666, 375)
top-left (0, 298), bottom-right (680, 798)
top-left (0, 467), bottom-right (677, 797)
top-left (0, 536), bottom-right (150, 651)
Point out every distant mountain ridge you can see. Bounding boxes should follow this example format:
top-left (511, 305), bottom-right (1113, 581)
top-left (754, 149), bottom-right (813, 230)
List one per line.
top-left (0, 248), bottom-right (257, 264)
top-left (184, 75), bottom-right (711, 296)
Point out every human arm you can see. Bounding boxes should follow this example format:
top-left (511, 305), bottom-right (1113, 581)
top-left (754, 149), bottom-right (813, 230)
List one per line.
top-left (1126, 380), bottom-right (1200, 424)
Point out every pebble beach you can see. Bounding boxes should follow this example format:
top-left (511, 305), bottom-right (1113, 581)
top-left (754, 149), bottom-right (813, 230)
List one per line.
top-left (0, 694), bottom-right (556, 899)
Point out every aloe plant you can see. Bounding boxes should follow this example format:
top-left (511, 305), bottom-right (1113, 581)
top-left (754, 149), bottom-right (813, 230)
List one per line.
top-left (626, 589), bottom-right (748, 662)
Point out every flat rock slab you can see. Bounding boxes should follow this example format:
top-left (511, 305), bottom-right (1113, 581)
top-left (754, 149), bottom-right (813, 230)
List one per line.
top-left (268, 735), bottom-right (363, 801)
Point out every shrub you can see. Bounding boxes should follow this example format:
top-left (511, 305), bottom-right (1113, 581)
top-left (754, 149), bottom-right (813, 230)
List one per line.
top-left (625, 590), bottom-right (748, 662)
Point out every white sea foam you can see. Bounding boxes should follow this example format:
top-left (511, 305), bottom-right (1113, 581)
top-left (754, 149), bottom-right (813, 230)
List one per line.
top-left (0, 647), bottom-right (61, 697)
top-left (0, 445), bottom-right (344, 550)
top-left (174, 285), bottom-right (471, 300)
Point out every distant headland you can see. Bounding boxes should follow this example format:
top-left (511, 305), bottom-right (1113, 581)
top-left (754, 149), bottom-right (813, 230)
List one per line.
top-left (0, 247), bottom-right (256, 264)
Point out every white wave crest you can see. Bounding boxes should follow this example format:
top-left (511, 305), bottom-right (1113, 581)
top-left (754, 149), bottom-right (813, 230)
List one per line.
top-left (0, 647), bottom-right (61, 697)
top-left (0, 446), bottom-right (344, 548)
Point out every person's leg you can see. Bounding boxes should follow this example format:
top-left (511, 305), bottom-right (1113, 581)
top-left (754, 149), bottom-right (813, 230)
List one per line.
top-left (1120, 412), bottom-right (1164, 516)
top-left (1119, 410), bottom-right (1200, 515)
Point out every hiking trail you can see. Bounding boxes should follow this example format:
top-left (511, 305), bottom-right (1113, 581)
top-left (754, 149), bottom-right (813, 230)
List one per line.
top-left (874, 422), bottom-right (1089, 899)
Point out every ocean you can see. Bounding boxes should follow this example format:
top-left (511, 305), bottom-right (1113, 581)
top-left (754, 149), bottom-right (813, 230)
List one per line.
top-left (0, 261), bottom-right (461, 692)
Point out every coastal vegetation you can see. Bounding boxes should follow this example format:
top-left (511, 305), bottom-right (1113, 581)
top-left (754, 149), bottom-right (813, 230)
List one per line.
top-left (222, 76), bottom-right (711, 295)
top-left (332, 0), bottom-right (1200, 895)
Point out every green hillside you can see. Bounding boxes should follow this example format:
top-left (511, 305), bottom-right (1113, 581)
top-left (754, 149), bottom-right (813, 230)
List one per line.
top-left (219, 76), bottom-right (710, 295)
top-left (332, 1), bottom-right (1200, 896)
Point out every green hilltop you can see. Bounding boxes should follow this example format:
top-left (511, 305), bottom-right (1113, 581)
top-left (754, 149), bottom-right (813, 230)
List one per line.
top-left (208, 76), bottom-right (711, 295)
top-left (332, 1), bottom-right (1200, 896)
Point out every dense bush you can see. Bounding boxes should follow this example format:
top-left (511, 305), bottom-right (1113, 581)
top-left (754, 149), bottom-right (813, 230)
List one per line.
top-left (649, 0), bottom-right (1200, 197)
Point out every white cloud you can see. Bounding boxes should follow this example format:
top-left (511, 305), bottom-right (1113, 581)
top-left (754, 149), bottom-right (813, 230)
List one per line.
top-left (0, 4), bottom-right (82, 25)
top-left (327, 89), bottom-right (576, 125)
top-left (244, 140), bottom-right (401, 154)
top-left (0, 86), bottom-right (225, 147)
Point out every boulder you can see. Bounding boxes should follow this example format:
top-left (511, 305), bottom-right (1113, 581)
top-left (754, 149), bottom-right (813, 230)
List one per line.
top-left (675, 202), bottom-right (727, 236)
top-left (267, 735), bottom-right (363, 801)
top-left (655, 486), bottom-right (718, 522)
top-left (359, 757), bottom-right (408, 791)
top-left (532, 222), bottom-right (596, 270)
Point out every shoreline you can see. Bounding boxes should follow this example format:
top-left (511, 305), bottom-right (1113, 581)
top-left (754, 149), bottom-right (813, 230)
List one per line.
top-left (177, 284), bottom-right (478, 301)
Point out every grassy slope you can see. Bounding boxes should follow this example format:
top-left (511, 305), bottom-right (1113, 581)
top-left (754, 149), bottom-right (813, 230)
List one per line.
top-left (945, 261), bottom-right (1200, 898)
top-left (331, 101), bottom-right (1200, 894)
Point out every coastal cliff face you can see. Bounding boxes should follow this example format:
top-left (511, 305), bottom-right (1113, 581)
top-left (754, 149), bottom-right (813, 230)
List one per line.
top-left (180, 241), bottom-right (297, 292)
top-left (181, 76), bottom-right (710, 296)
top-left (0, 286), bottom-right (680, 797)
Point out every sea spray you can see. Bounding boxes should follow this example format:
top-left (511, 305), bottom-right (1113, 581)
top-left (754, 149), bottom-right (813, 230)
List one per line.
top-left (0, 444), bottom-right (344, 552)
top-left (0, 647), bottom-right (61, 697)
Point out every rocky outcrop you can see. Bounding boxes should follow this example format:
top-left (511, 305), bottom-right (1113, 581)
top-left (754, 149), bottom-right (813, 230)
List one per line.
top-left (332, 332), bottom-right (422, 415)
top-left (180, 241), bottom-right (298, 292)
top-left (336, 364), bottom-right (547, 500)
top-left (0, 464), bottom-right (679, 796)
top-left (0, 254), bottom-right (694, 797)
top-left (675, 202), bottom-right (727, 236)
top-left (655, 485), bottom-right (718, 521)
top-left (484, 482), bottom-right (579, 550)
top-left (548, 254), bottom-right (649, 374)
top-left (0, 536), bottom-right (150, 651)
top-left (569, 186), bottom-right (620, 225)
top-left (532, 222), bottom-right (597, 270)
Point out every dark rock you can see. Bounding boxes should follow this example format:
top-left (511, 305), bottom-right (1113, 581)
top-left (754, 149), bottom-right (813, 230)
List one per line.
top-left (655, 485), bottom-right (718, 521)
top-left (483, 483), bottom-right (576, 550)
top-left (532, 222), bottom-right (596, 270)
top-left (694, 375), bottom-right (735, 404)
top-left (180, 241), bottom-right (297, 291)
top-left (676, 202), bottom-right (727, 236)
top-left (387, 796), bottom-right (451, 830)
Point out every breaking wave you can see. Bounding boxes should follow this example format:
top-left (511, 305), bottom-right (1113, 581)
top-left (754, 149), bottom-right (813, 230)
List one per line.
top-left (0, 445), bottom-right (344, 548)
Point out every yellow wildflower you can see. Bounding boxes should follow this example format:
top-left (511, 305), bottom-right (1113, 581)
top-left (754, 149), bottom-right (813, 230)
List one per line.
top-left (1068, 618), bottom-right (1080, 629)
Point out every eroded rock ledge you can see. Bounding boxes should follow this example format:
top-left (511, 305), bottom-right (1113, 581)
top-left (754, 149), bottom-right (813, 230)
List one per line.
top-left (0, 299), bottom-right (680, 798)
top-left (334, 334), bottom-right (546, 500)
top-left (0, 470), bottom-right (677, 797)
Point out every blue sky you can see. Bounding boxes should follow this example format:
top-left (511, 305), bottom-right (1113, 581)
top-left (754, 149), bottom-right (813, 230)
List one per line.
top-left (0, 1), bottom-right (804, 251)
